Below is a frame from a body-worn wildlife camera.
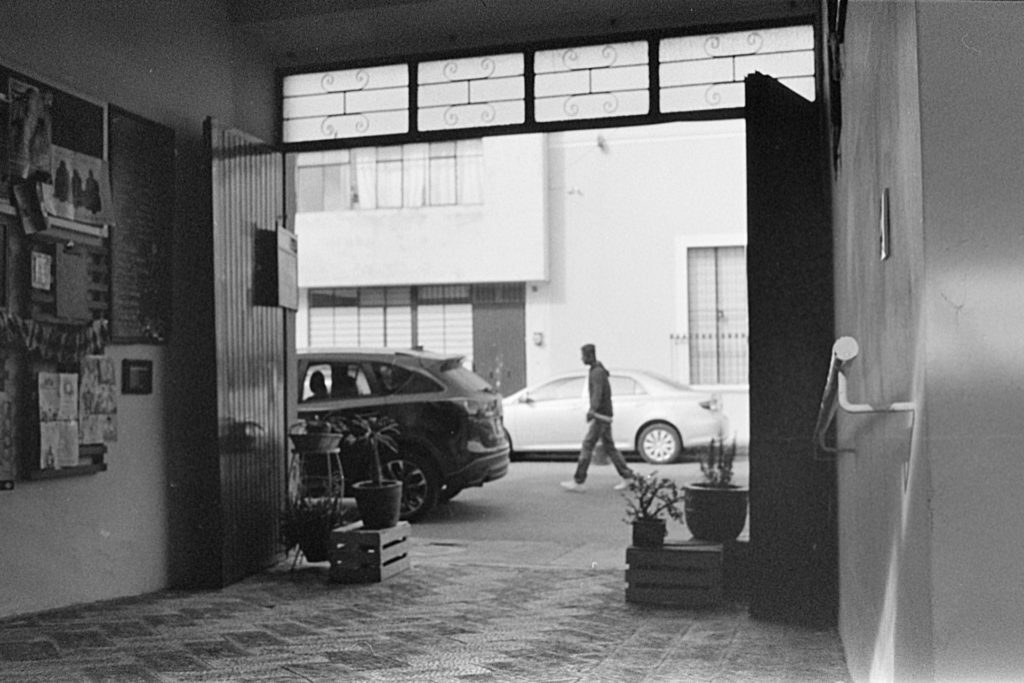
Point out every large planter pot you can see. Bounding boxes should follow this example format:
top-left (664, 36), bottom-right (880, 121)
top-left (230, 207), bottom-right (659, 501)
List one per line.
top-left (299, 531), bottom-right (331, 562)
top-left (288, 432), bottom-right (344, 453)
top-left (683, 483), bottom-right (749, 542)
top-left (352, 479), bottom-right (403, 529)
top-left (631, 519), bottom-right (667, 548)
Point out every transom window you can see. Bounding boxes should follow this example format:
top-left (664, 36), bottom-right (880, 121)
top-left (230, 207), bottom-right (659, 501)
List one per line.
top-left (281, 25), bottom-right (814, 145)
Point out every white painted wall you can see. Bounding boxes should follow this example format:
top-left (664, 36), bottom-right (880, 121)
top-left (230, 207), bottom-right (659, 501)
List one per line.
top-left (837, 2), bottom-right (1024, 680)
top-left (296, 134), bottom-right (547, 288)
top-left (0, 2), bottom-right (273, 618)
top-left (526, 120), bottom-right (749, 439)
top-left (918, 3), bottom-right (1024, 680)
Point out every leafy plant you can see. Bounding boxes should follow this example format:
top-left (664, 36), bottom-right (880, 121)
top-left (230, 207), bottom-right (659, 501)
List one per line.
top-left (622, 471), bottom-right (686, 524)
top-left (700, 436), bottom-right (737, 487)
top-left (331, 414), bottom-right (400, 487)
top-left (279, 496), bottom-right (358, 564)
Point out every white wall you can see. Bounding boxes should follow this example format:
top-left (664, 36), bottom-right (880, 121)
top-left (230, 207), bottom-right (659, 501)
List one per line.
top-left (837, 2), bottom-right (1024, 680)
top-left (296, 134), bottom-right (547, 288)
top-left (0, 1), bottom-right (274, 618)
top-left (918, 3), bottom-right (1024, 680)
top-left (526, 120), bottom-right (748, 392)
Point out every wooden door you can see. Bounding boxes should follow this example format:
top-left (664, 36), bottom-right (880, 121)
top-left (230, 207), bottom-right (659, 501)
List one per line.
top-left (473, 300), bottom-right (526, 396)
top-left (745, 73), bottom-right (837, 626)
top-left (206, 118), bottom-right (289, 585)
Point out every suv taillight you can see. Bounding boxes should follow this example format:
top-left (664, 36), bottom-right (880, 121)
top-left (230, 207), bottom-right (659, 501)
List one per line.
top-left (456, 397), bottom-right (500, 418)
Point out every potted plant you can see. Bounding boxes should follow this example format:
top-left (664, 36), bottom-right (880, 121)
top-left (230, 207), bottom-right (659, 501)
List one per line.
top-left (621, 471), bottom-right (686, 547)
top-left (343, 414), bottom-right (404, 530)
top-left (683, 436), bottom-right (749, 542)
top-left (288, 418), bottom-right (347, 499)
top-left (280, 495), bottom-right (357, 565)
top-left (288, 418), bottom-right (345, 455)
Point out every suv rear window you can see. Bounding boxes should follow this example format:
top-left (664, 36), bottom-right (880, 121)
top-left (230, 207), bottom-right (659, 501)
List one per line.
top-left (441, 365), bottom-right (496, 394)
top-left (370, 362), bottom-right (443, 395)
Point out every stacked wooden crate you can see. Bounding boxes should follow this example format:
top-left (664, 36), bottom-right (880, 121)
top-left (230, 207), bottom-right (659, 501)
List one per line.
top-left (328, 521), bottom-right (411, 583)
top-left (625, 540), bottom-right (723, 607)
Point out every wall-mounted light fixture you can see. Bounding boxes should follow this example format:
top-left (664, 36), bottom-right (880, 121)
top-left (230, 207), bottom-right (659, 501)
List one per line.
top-left (532, 332), bottom-right (544, 347)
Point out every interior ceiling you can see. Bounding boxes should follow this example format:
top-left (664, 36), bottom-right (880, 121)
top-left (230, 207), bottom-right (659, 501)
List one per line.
top-left (227, 0), bottom-right (817, 68)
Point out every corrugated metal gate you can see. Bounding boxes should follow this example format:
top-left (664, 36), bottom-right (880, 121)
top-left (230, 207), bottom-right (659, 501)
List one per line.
top-left (206, 118), bottom-right (288, 585)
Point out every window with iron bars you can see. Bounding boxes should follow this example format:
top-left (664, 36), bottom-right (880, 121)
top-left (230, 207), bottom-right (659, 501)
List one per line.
top-left (687, 246), bottom-right (748, 385)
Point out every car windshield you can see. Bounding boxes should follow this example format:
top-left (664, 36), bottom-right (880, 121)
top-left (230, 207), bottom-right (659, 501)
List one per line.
top-left (636, 371), bottom-right (694, 393)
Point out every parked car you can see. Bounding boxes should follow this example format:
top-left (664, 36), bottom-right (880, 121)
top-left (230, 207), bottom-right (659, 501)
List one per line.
top-left (502, 369), bottom-right (729, 464)
top-left (297, 348), bottom-right (510, 521)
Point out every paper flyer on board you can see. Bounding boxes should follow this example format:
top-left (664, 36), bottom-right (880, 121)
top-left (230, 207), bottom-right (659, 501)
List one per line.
top-left (79, 356), bottom-right (118, 444)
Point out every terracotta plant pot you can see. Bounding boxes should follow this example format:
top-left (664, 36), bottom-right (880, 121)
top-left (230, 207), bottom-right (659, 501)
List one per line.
top-left (631, 518), bottom-right (667, 548)
top-left (683, 483), bottom-right (749, 542)
top-left (353, 479), bottom-right (403, 529)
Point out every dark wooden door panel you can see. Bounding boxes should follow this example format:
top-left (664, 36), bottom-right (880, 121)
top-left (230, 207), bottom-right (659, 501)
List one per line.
top-left (745, 74), bottom-right (837, 626)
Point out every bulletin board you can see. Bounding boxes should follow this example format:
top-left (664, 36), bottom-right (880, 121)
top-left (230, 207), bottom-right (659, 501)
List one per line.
top-left (0, 63), bottom-right (176, 484)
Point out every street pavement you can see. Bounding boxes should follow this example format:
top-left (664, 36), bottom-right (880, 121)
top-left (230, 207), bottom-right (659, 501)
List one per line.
top-left (409, 458), bottom-right (749, 570)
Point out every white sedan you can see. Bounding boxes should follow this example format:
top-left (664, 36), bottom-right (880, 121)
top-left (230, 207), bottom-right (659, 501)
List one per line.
top-left (502, 369), bottom-right (729, 464)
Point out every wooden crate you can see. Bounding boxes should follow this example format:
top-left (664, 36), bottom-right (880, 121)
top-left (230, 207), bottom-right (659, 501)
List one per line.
top-left (329, 521), bottom-right (411, 583)
top-left (625, 540), bottom-right (723, 607)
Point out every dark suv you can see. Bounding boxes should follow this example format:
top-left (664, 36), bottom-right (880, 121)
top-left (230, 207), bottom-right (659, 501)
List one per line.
top-left (297, 348), bottom-right (510, 521)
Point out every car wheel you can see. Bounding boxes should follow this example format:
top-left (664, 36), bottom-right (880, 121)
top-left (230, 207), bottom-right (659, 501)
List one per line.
top-left (637, 423), bottom-right (682, 464)
top-left (383, 451), bottom-right (439, 522)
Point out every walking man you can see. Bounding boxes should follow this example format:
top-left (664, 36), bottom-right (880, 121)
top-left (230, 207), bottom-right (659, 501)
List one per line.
top-left (561, 343), bottom-right (636, 492)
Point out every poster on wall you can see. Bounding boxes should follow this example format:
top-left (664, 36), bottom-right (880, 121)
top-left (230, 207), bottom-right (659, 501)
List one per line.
top-left (79, 355), bottom-right (118, 444)
top-left (0, 399), bottom-right (13, 489)
top-left (7, 79), bottom-right (53, 181)
top-left (45, 145), bottom-right (112, 225)
top-left (38, 372), bottom-right (80, 468)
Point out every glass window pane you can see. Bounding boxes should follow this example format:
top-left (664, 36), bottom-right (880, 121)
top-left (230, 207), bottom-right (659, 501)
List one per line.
top-left (377, 158), bottom-right (403, 208)
top-left (296, 166), bottom-right (323, 213)
top-left (352, 148), bottom-right (377, 209)
top-left (386, 307), bottom-right (413, 348)
top-left (403, 144), bottom-right (428, 208)
top-left (359, 307), bottom-right (385, 347)
top-left (322, 165), bottom-right (345, 211)
top-left (430, 157), bottom-right (456, 205)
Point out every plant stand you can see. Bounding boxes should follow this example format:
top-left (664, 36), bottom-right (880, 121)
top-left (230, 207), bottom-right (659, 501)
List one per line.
top-left (625, 540), bottom-right (723, 607)
top-left (328, 520), bottom-right (411, 583)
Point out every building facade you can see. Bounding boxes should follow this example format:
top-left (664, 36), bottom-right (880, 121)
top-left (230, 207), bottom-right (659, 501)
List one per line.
top-left (294, 121), bottom-right (752, 439)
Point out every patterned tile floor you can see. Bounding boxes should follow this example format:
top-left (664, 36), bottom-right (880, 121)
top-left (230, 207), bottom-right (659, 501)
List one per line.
top-left (0, 542), bottom-right (850, 682)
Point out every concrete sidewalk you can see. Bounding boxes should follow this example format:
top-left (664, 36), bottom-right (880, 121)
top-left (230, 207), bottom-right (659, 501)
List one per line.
top-left (0, 536), bottom-right (850, 682)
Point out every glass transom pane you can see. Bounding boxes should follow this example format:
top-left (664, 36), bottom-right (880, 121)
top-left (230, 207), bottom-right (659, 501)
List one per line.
top-left (533, 41), bottom-right (649, 122)
top-left (418, 53), bottom-right (525, 131)
top-left (659, 25), bottom-right (815, 113)
top-left (282, 64), bottom-right (410, 142)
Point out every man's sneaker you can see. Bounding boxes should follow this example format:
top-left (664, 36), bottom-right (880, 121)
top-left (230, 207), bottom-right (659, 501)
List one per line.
top-left (613, 478), bottom-right (632, 491)
top-left (560, 480), bottom-right (585, 492)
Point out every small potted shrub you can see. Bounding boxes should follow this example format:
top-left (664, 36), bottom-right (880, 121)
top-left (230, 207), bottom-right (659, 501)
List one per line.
top-left (622, 471), bottom-right (686, 547)
top-left (683, 436), bottom-right (749, 542)
top-left (343, 414), bottom-right (404, 530)
top-left (280, 495), bottom-right (357, 565)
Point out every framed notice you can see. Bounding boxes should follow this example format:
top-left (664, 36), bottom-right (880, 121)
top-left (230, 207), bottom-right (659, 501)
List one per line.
top-left (108, 106), bottom-right (174, 343)
top-left (121, 359), bottom-right (153, 395)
